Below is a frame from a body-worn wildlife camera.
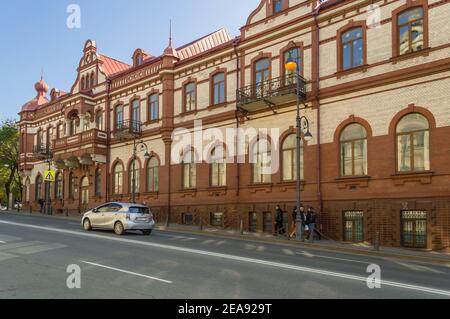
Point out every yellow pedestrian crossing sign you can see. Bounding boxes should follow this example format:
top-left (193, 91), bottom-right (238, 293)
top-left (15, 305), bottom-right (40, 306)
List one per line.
top-left (44, 170), bottom-right (56, 182)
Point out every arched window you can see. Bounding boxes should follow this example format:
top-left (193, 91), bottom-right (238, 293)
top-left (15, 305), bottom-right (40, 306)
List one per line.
top-left (254, 58), bottom-right (270, 97)
top-left (252, 138), bottom-right (272, 184)
top-left (80, 76), bottom-right (85, 91)
top-left (83, 113), bottom-right (91, 132)
top-left (396, 113), bottom-right (430, 172)
top-left (210, 146), bottom-right (226, 187)
top-left (283, 47), bottom-right (301, 85)
top-left (25, 178), bottom-right (30, 202)
top-left (146, 157), bottom-right (159, 192)
top-left (116, 105), bottom-right (124, 130)
top-left (95, 168), bottom-right (102, 197)
top-left (129, 159), bottom-right (141, 194)
top-left (398, 7), bottom-right (424, 55)
top-left (113, 163), bottom-right (124, 194)
top-left (282, 134), bottom-right (303, 181)
top-left (69, 173), bottom-right (76, 199)
top-left (183, 150), bottom-right (197, 189)
top-left (340, 124), bottom-right (368, 176)
top-left (57, 123), bottom-right (64, 139)
top-left (90, 72), bottom-right (95, 88)
top-left (131, 99), bottom-right (140, 124)
top-left (212, 73), bottom-right (225, 105)
top-left (80, 176), bottom-right (89, 205)
top-left (184, 83), bottom-right (196, 112)
top-left (148, 94), bottom-right (159, 121)
top-left (35, 175), bottom-right (43, 201)
top-left (341, 27), bottom-right (364, 70)
top-left (274, 0), bottom-right (283, 13)
top-left (96, 111), bottom-right (104, 131)
top-left (55, 173), bottom-right (63, 200)
top-left (37, 130), bottom-right (43, 149)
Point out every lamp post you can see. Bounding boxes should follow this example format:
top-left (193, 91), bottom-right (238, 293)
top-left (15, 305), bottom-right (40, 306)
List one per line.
top-left (44, 158), bottom-right (52, 215)
top-left (131, 139), bottom-right (151, 204)
top-left (285, 57), bottom-right (312, 217)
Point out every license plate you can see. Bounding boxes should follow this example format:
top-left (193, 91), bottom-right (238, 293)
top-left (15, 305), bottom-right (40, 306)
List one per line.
top-left (136, 217), bottom-right (148, 222)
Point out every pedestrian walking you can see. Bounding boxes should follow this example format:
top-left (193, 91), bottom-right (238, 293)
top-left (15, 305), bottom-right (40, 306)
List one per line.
top-left (38, 198), bottom-right (45, 214)
top-left (307, 206), bottom-right (317, 243)
top-left (275, 205), bottom-right (285, 235)
top-left (289, 206), bottom-right (298, 239)
top-left (296, 205), bottom-right (307, 242)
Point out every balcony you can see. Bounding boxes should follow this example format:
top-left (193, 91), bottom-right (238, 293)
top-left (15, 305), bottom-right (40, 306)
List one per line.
top-left (237, 74), bottom-right (307, 114)
top-left (32, 144), bottom-right (52, 159)
top-left (52, 129), bottom-right (108, 164)
top-left (114, 120), bottom-right (142, 140)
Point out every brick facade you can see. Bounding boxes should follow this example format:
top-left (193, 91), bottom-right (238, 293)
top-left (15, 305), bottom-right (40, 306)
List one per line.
top-left (18, 0), bottom-right (450, 251)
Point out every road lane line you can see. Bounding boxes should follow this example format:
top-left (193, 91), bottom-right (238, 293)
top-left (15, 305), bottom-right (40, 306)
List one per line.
top-left (0, 241), bottom-right (6, 244)
top-left (298, 251), bottom-right (371, 265)
top-left (80, 261), bottom-right (173, 284)
top-left (1, 220), bottom-right (450, 297)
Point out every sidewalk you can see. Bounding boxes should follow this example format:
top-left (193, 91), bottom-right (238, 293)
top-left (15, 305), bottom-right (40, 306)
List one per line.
top-left (3, 210), bottom-right (450, 265)
top-left (157, 223), bottom-right (450, 265)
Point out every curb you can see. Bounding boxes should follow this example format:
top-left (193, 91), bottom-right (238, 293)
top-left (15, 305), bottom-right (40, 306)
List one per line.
top-left (156, 226), bottom-right (450, 266)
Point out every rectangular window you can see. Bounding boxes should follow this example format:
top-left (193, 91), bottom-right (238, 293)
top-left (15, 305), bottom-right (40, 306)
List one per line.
top-left (263, 212), bottom-right (273, 233)
top-left (248, 212), bottom-right (257, 233)
top-left (274, 0), bottom-right (283, 13)
top-left (213, 73), bottom-right (225, 105)
top-left (210, 212), bottom-right (223, 227)
top-left (401, 210), bottom-right (427, 248)
top-left (343, 211), bottom-right (364, 242)
top-left (183, 213), bottom-right (193, 225)
top-left (184, 83), bottom-right (196, 112)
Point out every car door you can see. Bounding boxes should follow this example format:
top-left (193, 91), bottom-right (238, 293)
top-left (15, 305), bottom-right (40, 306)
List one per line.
top-left (102, 203), bottom-right (123, 229)
top-left (89, 204), bottom-right (109, 228)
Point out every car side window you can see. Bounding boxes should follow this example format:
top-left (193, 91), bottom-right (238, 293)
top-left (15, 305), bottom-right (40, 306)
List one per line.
top-left (109, 204), bottom-right (122, 212)
top-left (97, 205), bottom-right (110, 213)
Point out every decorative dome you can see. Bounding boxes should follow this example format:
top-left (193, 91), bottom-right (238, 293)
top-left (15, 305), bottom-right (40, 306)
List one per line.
top-left (21, 77), bottom-right (49, 112)
top-left (35, 78), bottom-right (49, 96)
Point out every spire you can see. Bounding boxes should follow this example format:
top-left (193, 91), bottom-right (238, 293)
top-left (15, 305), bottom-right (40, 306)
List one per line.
top-left (163, 19), bottom-right (178, 59)
top-left (169, 19), bottom-right (172, 47)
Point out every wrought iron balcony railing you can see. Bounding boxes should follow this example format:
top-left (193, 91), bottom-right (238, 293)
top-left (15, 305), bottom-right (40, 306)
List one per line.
top-left (114, 120), bottom-right (142, 139)
top-left (237, 74), bottom-right (307, 113)
top-left (32, 144), bottom-right (52, 158)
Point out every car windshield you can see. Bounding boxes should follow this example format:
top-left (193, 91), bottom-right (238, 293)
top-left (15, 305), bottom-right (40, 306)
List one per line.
top-left (129, 207), bottom-right (150, 214)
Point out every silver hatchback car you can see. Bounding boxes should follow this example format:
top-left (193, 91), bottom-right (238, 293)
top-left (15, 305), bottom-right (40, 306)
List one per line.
top-left (82, 202), bottom-right (155, 235)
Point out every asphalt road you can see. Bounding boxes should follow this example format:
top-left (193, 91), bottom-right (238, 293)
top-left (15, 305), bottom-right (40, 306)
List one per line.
top-left (0, 212), bottom-right (449, 299)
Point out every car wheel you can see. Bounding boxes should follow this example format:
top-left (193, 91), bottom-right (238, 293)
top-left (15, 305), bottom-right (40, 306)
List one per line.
top-left (114, 222), bottom-right (125, 235)
top-left (142, 230), bottom-right (152, 236)
top-left (83, 219), bottom-right (92, 231)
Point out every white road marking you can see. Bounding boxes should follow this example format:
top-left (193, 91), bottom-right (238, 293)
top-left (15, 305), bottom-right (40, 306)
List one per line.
top-left (0, 241), bottom-right (6, 244)
top-left (390, 260), bottom-right (446, 274)
top-left (80, 261), bottom-right (173, 284)
top-left (298, 251), bottom-right (371, 264)
top-left (1, 220), bottom-right (450, 297)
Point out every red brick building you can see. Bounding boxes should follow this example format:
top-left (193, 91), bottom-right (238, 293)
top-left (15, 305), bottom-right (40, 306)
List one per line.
top-left (18, 0), bottom-right (450, 250)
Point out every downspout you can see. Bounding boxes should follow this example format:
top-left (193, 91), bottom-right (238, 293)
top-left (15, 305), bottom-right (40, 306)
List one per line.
top-left (233, 38), bottom-right (241, 198)
top-left (105, 79), bottom-right (111, 203)
top-left (313, 12), bottom-right (323, 217)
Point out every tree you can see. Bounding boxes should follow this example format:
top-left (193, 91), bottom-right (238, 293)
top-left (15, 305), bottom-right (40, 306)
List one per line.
top-left (0, 120), bottom-right (21, 207)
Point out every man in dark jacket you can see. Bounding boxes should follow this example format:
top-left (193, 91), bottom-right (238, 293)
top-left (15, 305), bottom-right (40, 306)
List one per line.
top-left (307, 206), bottom-right (317, 242)
top-left (296, 205), bottom-right (307, 242)
top-left (275, 205), bottom-right (284, 235)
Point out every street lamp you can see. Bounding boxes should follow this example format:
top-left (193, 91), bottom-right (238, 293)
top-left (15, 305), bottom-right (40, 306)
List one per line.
top-left (285, 56), bottom-right (312, 221)
top-left (131, 140), bottom-right (151, 204)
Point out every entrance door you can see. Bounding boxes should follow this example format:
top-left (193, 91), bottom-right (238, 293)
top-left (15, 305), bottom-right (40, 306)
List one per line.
top-left (263, 211), bottom-right (273, 233)
top-left (80, 177), bottom-right (89, 213)
top-left (402, 211), bottom-right (427, 248)
top-left (343, 211), bottom-right (364, 242)
top-left (249, 212), bottom-right (257, 232)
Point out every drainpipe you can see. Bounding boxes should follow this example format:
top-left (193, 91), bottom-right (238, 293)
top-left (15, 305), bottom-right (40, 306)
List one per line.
top-left (313, 11), bottom-right (323, 218)
top-left (233, 38), bottom-right (241, 198)
top-left (105, 79), bottom-right (111, 203)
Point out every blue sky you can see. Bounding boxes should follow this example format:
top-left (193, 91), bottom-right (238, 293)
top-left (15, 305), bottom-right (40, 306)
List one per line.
top-left (0, 0), bottom-right (260, 121)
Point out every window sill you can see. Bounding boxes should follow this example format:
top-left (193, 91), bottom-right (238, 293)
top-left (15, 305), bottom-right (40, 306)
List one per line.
top-left (391, 171), bottom-right (434, 186)
top-left (208, 186), bottom-right (227, 196)
top-left (180, 110), bottom-right (198, 117)
top-left (335, 176), bottom-right (371, 190)
top-left (144, 119), bottom-right (160, 125)
top-left (208, 102), bottom-right (228, 110)
top-left (335, 64), bottom-right (369, 78)
top-left (277, 180), bottom-right (306, 192)
top-left (248, 183), bottom-right (273, 193)
top-left (179, 189), bottom-right (197, 198)
top-left (390, 48), bottom-right (431, 64)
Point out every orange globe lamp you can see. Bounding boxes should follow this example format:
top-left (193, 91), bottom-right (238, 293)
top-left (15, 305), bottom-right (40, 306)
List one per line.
top-left (285, 60), bottom-right (297, 72)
